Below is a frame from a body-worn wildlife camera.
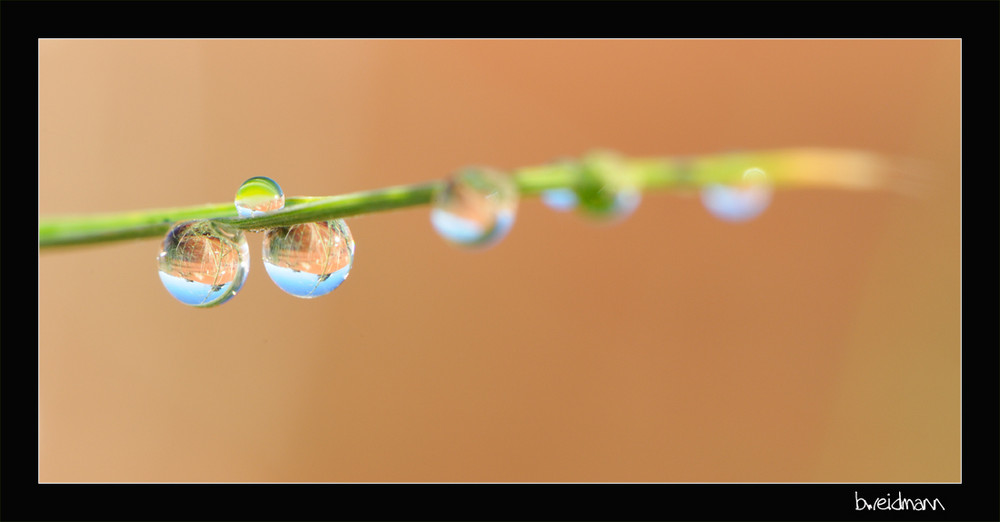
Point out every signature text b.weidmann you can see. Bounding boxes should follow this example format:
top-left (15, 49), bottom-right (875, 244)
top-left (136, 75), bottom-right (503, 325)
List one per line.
top-left (855, 491), bottom-right (945, 511)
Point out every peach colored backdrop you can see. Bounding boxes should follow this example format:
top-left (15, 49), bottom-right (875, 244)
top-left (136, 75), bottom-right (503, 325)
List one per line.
top-left (38, 40), bottom-right (960, 483)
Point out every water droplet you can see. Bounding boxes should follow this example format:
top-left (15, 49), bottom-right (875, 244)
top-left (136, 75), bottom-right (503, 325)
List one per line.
top-left (576, 184), bottom-right (642, 220)
top-left (262, 220), bottom-right (355, 298)
top-left (235, 176), bottom-right (284, 218)
top-left (700, 167), bottom-right (773, 222)
top-left (430, 167), bottom-right (518, 248)
top-left (574, 152), bottom-right (641, 221)
top-left (540, 188), bottom-right (579, 212)
top-left (157, 220), bottom-right (250, 307)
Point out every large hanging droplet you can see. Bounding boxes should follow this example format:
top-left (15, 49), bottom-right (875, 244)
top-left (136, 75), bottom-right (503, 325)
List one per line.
top-left (157, 220), bottom-right (250, 307)
top-left (235, 176), bottom-right (285, 218)
top-left (430, 167), bottom-right (518, 248)
top-left (262, 220), bottom-right (355, 298)
top-left (701, 167), bottom-right (773, 222)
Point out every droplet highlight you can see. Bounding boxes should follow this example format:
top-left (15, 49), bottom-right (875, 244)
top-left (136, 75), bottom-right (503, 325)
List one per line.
top-left (157, 220), bottom-right (250, 307)
top-left (262, 220), bottom-right (355, 298)
top-left (701, 167), bottom-right (773, 222)
top-left (431, 167), bottom-right (518, 248)
top-left (235, 176), bottom-right (285, 218)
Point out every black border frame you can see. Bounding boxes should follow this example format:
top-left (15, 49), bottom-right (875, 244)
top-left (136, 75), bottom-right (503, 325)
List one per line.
top-left (10, 1), bottom-right (996, 520)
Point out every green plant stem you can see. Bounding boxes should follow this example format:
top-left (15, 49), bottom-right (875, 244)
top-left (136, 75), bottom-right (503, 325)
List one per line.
top-left (38, 149), bottom-right (899, 250)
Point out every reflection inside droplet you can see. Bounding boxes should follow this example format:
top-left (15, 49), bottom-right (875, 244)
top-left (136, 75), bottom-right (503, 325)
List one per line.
top-left (541, 188), bottom-right (579, 211)
top-left (701, 167), bottom-right (773, 222)
top-left (235, 176), bottom-right (285, 218)
top-left (539, 155), bottom-right (641, 222)
top-left (572, 151), bottom-right (642, 222)
top-left (262, 219), bottom-right (355, 298)
top-left (577, 184), bottom-right (642, 221)
top-left (157, 220), bottom-right (250, 307)
top-left (430, 167), bottom-right (518, 248)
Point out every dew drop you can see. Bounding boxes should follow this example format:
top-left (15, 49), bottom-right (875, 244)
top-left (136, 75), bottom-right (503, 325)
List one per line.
top-left (576, 184), bottom-right (642, 220)
top-left (262, 220), bottom-right (355, 298)
top-left (430, 167), bottom-right (518, 248)
top-left (574, 152), bottom-right (641, 222)
top-left (157, 220), bottom-right (250, 307)
top-left (701, 167), bottom-right (773, 222)
top-left (540, 188), bottom-right (579, 212)
top-left (235, 176), bottom-right (285, 218)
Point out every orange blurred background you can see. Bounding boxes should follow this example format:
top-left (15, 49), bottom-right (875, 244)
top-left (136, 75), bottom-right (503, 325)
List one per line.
top-left (38, 40), bottom-right (960, 483)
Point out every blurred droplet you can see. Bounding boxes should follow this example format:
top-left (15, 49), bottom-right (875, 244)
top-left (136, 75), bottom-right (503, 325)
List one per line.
top-left (577, 184), bottom-right (642, 220)
top-left (235, 176), bottom-right (285, 218)
top-left (262, 220), bottom-right (355, 298)
top-left (157, 220), bottom-right (250, 307)
top-left (701, 167), bottom-right (773, 222)
top-left (431, 167), bottom-right (518, 248)
top-left (574, 151), bottom-right (641, 222)
top-left (541, 188), bottom-right (579, 211)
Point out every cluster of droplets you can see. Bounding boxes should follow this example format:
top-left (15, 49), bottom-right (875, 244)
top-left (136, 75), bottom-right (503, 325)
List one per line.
top-left (159, 155), bottom-right (775, 306)
top-left (538, 154), bottom-right (772, 223)
top-left (427, 151), bottom-right (772, 253)
top-left (157, 176), bottom-right (355, 307)
top-left (428, 152), bottom-right (645, 251)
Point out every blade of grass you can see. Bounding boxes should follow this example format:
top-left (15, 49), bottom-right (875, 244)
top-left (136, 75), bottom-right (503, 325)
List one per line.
top-left (39, 149), bottom-right (909, 250)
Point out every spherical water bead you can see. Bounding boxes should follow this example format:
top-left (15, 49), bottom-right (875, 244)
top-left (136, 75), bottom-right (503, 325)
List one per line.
top-left (262, 220), bottom-right (355, 298)
top-left (540, 188), bottom-right (579, 212)
top-left (701, 167), bottom-right (773, 222)
top-left (235, 176), bottom-right (284, 218)
top-left (576, 184), bottom-right (641, 221)
top-left (430, 167), bottom-right (518, 248)
top-left (574, 152), bottom-right (641, 222)
top-left (157, 220), bottom-right (250, 307)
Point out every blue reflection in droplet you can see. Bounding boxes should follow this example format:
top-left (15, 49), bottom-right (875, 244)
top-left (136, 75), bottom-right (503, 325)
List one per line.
top-left (700, 168), bottom-right (773, 222)
top-left (156, 220), bottom-right (250, 307)
top-left (262, 220), bottom-right (355, 299)
top-left (263, 263), bottom-right (351, 298)
top-left (431, 209), bottom-right (487, 244)
top-left (431, 167), bottom-right (518, 248)
top-left (430, 208), bottom-right (515, 246)
top-left (598, 187), bottom-right (642, 221)
top-left (158, 272), bottom-right (234, 306)
top-left (541, 188), bottom-right (579, 211)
